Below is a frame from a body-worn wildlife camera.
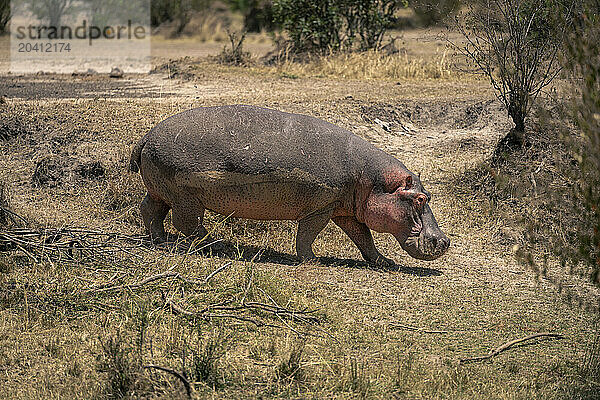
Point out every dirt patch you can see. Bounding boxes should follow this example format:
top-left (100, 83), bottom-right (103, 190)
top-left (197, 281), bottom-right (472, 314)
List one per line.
top-left (151, 57), bottom-right (200, 80)
top-left (361, 99), bottom-right (497, 130)
top-left (0, 75), bottom-right (175, 100)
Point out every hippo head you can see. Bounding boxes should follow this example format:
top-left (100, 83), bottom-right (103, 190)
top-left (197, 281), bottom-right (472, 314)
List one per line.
top-left (362, 171), bottom-right (450, 261)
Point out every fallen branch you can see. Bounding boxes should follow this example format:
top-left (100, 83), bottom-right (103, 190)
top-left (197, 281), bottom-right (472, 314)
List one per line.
top-left (390, 323), bottom-right (449, 334)
top-left (166, 299), bottom-right (280, 328)
top-left (143, 365), bottom-right (192, 398)
top-left (0, 226), bottom-right (150, 265)
top-left (460, 332), bottom-right (564, 363)
top-left (0, 205), bottom-right (28, 226)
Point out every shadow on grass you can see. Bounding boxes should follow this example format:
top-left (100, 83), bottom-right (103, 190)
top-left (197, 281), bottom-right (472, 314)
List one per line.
top-left (150, 235), bottom-right (442, 277)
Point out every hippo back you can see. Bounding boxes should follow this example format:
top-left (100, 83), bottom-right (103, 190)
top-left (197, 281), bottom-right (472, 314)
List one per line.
top-left (142, 105), bottom-right (364, 190)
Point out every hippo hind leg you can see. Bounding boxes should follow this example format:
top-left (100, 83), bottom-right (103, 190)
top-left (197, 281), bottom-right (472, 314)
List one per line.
top-left (296, 207), bottom-right (334, 260)
top-left (171, 197), bottom-right (209, 239)
top-left (141, 193), bottom-right (170, 243)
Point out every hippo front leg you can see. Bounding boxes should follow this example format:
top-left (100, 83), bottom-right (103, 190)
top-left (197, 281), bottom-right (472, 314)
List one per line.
top-left (296, 208), bottom-right (334, 260)
top-left (332, 216), bottom-right (395, 269)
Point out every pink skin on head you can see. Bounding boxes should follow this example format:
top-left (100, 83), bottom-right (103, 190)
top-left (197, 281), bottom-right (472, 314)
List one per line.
top-left (381, 169), bottom-right (413, 193)
top-left (361, 169), bottom-right (427, 244)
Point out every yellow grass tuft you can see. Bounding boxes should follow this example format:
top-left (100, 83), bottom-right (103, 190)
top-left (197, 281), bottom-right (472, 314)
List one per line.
top-left (271, 48), bottom-right (454, 81)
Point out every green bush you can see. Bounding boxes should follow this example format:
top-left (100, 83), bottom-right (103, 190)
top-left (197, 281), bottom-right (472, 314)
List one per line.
top-left (150, 0), bottom-right (208, 33)
top-left (273, 0), bottom-right (404, 54)
top-left (0, 0), bottom-right (9, 34)
top-left (410, 0), bottom-right (461, 26)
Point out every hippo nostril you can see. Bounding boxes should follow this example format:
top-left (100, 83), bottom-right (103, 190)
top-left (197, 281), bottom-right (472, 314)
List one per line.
top-left (440, 236), bottom-right (450, 251)
top-left (429, 235), bottom-right (449, 255)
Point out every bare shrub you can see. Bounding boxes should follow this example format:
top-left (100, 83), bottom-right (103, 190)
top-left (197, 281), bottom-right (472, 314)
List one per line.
top-left (474, 1), bottom-right (600, 304)
top-left (451, 0), bottom-right (572, 143)
top-left (563, 3), bottom-right (600, 283)
top-left (516, 2), bottom-right (600, 289)
top-left (215, 30), bottom-right (252, 66)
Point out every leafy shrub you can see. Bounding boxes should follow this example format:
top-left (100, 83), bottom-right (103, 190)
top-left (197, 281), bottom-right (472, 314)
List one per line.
top-left (0, 0), bottom-right (9, 34)
top-left (273, 0), bottom-right (404, 54)
top-left (410, 0), bottom-right (461, 26)
top-left (491, 1), bottom-right (600, 299)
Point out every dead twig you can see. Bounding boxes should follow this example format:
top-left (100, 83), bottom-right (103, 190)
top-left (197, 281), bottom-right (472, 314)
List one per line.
top-left (204, 261), bottom-right (233, 283)
top-left (460, 332), bottom-right (564, 363)
top-left (166, 299), bottom-right (280, 328)
top-left (143, 365), bottom-right (192, 399)
top-left (390, 323), bottom-right (449, 334)
top-left (0, 226), bottom-right (150, 266)
top-left (0, 205), bottom-right (28, 226)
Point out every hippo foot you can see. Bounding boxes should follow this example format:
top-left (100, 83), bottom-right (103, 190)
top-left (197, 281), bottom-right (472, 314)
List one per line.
top-left (367, 254), bottom-right (397, 271)
top-left (149, 234), bottom-right (167, 245)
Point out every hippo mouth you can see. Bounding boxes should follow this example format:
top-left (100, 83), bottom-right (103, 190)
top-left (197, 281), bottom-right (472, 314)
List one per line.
top-left (396, 204), bottom-right (450, 261)
top-left (399, 233), bottom-right (449, 261)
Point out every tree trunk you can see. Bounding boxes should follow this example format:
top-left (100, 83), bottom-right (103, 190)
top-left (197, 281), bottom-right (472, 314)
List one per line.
top-left (508, 102), bottom-right (526, 146)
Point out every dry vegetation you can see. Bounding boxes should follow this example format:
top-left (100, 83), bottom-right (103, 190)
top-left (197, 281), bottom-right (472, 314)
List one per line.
top-left (268, 47), bottom-right (454, 80)
top-left (0, 28), bottom-right (599, 400)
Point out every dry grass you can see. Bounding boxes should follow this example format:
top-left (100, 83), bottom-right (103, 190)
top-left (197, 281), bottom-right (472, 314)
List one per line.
top-left (159, 47), bottom-right (458, 82)
top-left (455, 112), bottom-right (600, 313)
top-left (0, 35), bottom-right (598, 398)
top-left (270, 47), bottom-right (455, 81)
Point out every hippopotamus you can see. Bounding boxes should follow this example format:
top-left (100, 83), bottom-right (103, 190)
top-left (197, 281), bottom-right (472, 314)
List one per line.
top-left (130, 105), bottom-right (449, 267)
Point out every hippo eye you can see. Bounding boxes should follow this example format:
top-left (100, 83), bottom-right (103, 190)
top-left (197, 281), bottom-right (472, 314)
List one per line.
top-left (405, 175), bottom-right (413, 189)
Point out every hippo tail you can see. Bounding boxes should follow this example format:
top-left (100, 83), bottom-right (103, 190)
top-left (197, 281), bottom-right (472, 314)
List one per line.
top-left (129, 135), bottom-right (147, 173)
